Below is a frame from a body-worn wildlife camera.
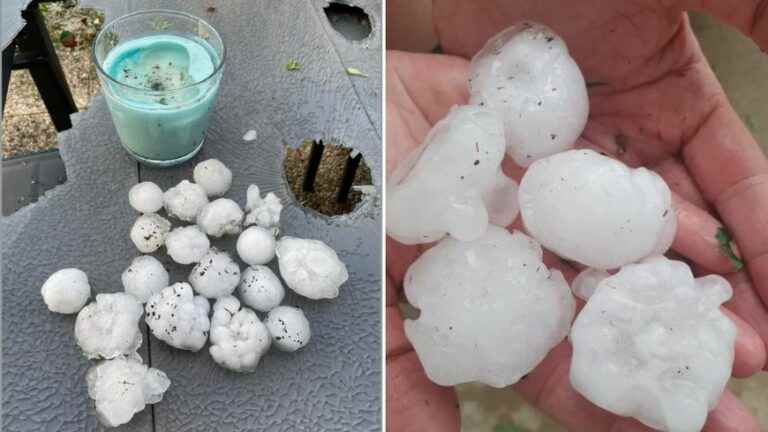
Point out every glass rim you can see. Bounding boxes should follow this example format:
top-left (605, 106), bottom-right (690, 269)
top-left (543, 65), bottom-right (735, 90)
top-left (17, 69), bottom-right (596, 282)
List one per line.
top-left (91, 9), bottom-right (226, 93)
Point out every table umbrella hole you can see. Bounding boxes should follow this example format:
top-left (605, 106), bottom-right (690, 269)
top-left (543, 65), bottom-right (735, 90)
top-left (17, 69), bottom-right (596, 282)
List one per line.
top-left (323, 2), bottom-right (372, 41)
top-left (283, 139), bottom-right (373, 216)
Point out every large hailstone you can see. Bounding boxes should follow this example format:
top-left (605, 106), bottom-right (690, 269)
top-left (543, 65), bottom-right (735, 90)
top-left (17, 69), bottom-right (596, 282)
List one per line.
top-left (519, 149), bottom-right (676, 270)
top-left (193, 158), bottom-right (232, 197)
top-left (75, 293), bottom-right (144, 359)
top-left (165, 225), bottom-right (210, 265)
top-left (128, 182), bottom-right (164, 214)
top-left (189, 248), bottom-right (241, 299)
top-left (196, 198), bottom-right (244, 237)
top-left (145, 282), bottom-right (211, 351)
top-left (404, 225), bottom-right (574, 387)
top-left (86, 355), bottom-right (170, 427)
top-left (40, 268), bottom-right (91, 314)
top-left (570, 256), bottom-right (736, 432)
top-left (275, 237), bottom-right (348, 300)
top-left (163, 180), bottom-right (209, 222)
top-left (244, 185), bottom-right (283, 231)
top-left (236, 226), bottom-right (276, 266)
top-left (238, 265), bottom-right (285, 312)
top-left (209, 296), bottom-right (271, 372)
top-left (264, 306), bottom-right (311, 352)
top-left (469, 22), bottom-right (589, 166)
top-left (121, 256), bottom-right (169, 303)
top-left (386, 105), bottom-right (518, 245)
top-left (130, 213), bottom-right (171, 253)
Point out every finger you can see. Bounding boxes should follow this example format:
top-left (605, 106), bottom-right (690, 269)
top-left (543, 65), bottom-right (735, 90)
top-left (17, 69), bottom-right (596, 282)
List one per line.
top-left (682, 0), bottom-right (768, 50)
top-left (651, 157), bottom-right (710, 210)
top-left (724, 271), bottom-right (768, 371)
top-left (703, 389), bottom-right (762, 432)
top-left (721, 307), bottom-right (768, 377)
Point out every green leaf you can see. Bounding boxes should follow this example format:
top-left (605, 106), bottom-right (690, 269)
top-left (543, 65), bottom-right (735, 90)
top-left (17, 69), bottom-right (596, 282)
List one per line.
top-left (59, 31), bottom-right (77, 48)
top-left (286, 60), bottom-right (301, 71)
top-left (716, 227), bottom-right (744, 271)
top-left (494, 423), bottom-right (527, 432)
top-left (346, 67), bottom-right (368, 78)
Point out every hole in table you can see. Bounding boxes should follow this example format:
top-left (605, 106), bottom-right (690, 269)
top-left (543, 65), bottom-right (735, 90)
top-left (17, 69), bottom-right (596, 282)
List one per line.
top-left (323, 2), bottom-right (372, 41)
top-left (283, 139), bottom-right (372, 216)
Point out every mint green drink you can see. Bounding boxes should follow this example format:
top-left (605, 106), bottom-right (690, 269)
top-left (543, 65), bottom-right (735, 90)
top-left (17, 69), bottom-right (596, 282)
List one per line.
top-left (93, 11), bottom-right (225, 166)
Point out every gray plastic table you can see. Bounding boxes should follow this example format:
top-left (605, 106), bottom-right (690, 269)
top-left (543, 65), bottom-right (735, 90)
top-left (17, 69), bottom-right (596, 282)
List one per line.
top-left (1, 1), bottom-right (382, 431)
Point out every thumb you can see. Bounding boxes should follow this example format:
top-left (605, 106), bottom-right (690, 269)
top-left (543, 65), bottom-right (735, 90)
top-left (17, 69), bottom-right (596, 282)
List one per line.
top-left (680, 0), bottom-right (768, 50)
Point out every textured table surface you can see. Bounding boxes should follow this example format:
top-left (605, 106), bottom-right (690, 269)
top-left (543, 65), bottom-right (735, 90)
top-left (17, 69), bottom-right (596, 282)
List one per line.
top-left (1, 1), bottom-right (382, 431)
top-left (1, 0), bottom-right (32, 49)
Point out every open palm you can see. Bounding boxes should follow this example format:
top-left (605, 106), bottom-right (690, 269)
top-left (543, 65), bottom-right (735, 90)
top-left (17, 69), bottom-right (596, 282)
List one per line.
top-left (387, 1), bottom-right (768, 431)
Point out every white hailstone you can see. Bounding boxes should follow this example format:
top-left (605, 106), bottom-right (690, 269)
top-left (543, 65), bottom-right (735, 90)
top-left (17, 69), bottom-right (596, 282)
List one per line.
top-left (121, 256), bottom-right (169, 303)
top-left (242, 129), bottom-right (258, 141)
top-left (196, 198), bottom-right (244, 238)
top-left (130, 213), bottom-right (171, 253)
top-left (189, 248), bottom-right (241, 299)
top-left (244, 185), bottom-right (283, 230)
top-left (165, 225), bottom-right (210, 265)
top-left (238, 265), bottom-right (285, 312)
top-left (571, 268), bottom-right (610, 301)
top-left (236, 226), bottom-right (276, 266)
top-left (163, 180), bottom-right (209, 222)
top-left (86, 355), bottom-right (170, 428)
top-left (275, 237), bottom-right (348, 300)
top-left (128, 182), bottom-right (163, 213)
top-left (209, 296), bottom-right (271, 372)
top-left (145, 282), bottom-right (211, 351)
top-left (404, 226), bottom-right (574, 387)
top-left (40, 268), bottom-right (90, 314)
top-left (264, 306), bottom-right (311, 352)
top-left (75, 293), bottom-right (144, 359)
top-left (519, 149), bottom-right (676, 270)
top-left (469, 22), bottom-right (589, 166)
top-left (193, 158), bottom-right (232, 197)
top-left (386, 105), bottom-right (518, 245)
top-left (570, 256), bottom-right (736, 432)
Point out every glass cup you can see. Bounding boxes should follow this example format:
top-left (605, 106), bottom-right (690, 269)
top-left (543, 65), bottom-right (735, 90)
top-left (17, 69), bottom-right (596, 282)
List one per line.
top-left (93, 10), bottom-right (225, 167)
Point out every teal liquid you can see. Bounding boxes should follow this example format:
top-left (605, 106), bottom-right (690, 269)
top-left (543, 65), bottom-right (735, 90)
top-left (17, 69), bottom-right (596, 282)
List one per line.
top-left (102, 34), bottom-right (221, 164)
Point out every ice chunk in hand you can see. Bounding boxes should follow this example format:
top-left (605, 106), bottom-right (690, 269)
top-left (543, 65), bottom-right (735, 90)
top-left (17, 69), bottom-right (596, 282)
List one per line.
top-left (387, 105), bottom-right (518, 245)
top-left (404, 226), bottom-right (574, 387)
top-left (75, 293), bottom-right (144, 359)
top-left (519, 149), bottom-right (676, 269)
top-left (570, 256), bottom-right (736, 432)
top-left (209, 296), bottom-right (271, 372)
top-left (469, 22), bottom-right (589, 166)
top-left (145, 282), bottom-right (211, 351)
top-left (86, 355), bottom-right (170, 427)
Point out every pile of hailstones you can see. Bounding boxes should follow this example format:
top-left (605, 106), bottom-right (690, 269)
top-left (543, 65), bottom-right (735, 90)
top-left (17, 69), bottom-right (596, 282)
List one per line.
top-left (388, 22), bottom-right (735, 432)
top-left (39, 158), bottom-right (348, 428)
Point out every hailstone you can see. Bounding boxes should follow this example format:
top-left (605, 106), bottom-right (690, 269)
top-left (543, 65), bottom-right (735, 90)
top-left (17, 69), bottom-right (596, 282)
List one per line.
top-left (244, 185), bottom-right (283, 230)
top-left (163, 180), bottom-right (209, 222)
top-left (238, 265), bottom-right (285, 312)
top-left (121, 255), bottom-right (169, 303)
top-left (86, 355), bottom-right (170, 427)
top-left (571, 268), bottom-right (610, 301)
top-left (193, 158), bottom-right (232, 197)
top-left (196, 198), bottom-right (244, 238)
top-left (386, 105), bottom-right (518, 245)
top-left (275, 237), bottom-right (348, 300)
top-left (469, 22), bottom-right (589, 166)
top-left (165, 225), bottom-right (210, 265)
top-left (145, 282), bottom-right (211, 351)
top-left (264, 306), bottom-right (311, 352)
top-left (189, 248), bottom-right (241, 298)
top-left (40, 268), bottom-right (91, 314)
top-left (570, 256), bottom-right (736, 432)
top-left (404, 225), bottom-right (574, 387)
top-left (129, 213), bottom-right (171, 253)
top-left (519, 149), bottom-right (676, 269)
top-left (128, 182), bottom-right (164, 214)
top-left (209, 296), bottom-right (271, 372)
top-left (236, 226), bottom-right (276, 266)
top-left (75, 293), bottom-right (144, 359)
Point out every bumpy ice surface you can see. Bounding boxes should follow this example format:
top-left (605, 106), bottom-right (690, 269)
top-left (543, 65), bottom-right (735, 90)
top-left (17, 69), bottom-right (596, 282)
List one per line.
top-left (197, 198), bottom-right (244, 237)
top-left (244, 184), bottom-right (283, 230)
top-left (570, 256), bottom-right (736, 432)
top-left (404, 226), bottom-right (574, 387)
top-left (238, 265), bottom-right (285, 312)
top-left (236, 226), bottom-right (276, 266)
top-left (128, 182), bottom-right (164, 214)
top-left (145, 282), bottom-right (211, 351)
top-left (387, 105), bottom-right (518, 245)
top-left (130, 213), bottom-right (171, 253)
top-left (40, 268), bottom-right (91, 314)
top-left (265, 306), bottom-right (311, 352)
top-left (519, 149), bottom-right (676, 269)
top-left (276, 237), bottom-right (348, 299)
top-left (86, 355), bottom-right (170, 427)
top-left (189, 248), bottom-right (242, 299)
top-left (469, 22), bottom-right (588, 166)
top-left (163, 180), bottom-right (209, 222)
top-left (75, 293), bottom-right (144, 359)
top-left (121, 255), bottom-right (169, 303)
top-left (209, 296), bottom-right (271, 372)
top-left (193, 158), bottom-right (232, 197)
top-left (165, 225), bottom-right (211, 265)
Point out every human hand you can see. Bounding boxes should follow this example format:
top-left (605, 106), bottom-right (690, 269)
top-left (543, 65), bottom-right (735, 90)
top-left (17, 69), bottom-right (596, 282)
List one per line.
top-left (386, 3), bottom-right (768, 426)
